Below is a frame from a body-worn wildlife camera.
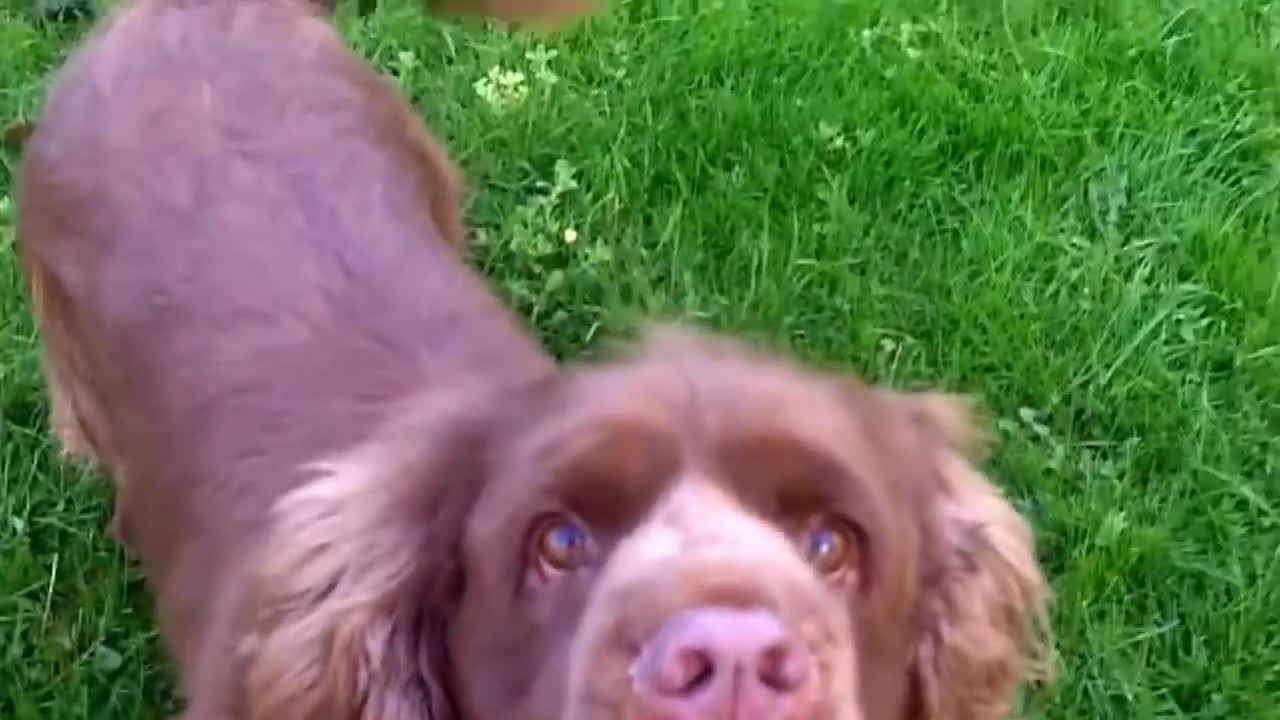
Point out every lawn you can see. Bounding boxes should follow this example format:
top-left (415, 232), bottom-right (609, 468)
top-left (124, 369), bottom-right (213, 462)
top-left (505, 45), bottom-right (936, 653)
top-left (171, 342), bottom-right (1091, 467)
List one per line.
top-left (1, 0), bottom-right (1277, 717)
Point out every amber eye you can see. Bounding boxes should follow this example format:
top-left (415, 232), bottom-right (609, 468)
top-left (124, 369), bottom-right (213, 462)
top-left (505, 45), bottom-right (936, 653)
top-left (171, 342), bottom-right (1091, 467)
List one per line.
top-left (532, 516), bottom-right (594, 575)
top-left (804, 517), bottom-right (861, 581)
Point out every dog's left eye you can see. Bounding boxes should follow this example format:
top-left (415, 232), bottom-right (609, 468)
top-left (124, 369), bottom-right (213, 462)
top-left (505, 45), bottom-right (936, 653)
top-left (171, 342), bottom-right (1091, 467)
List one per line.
top-left (803, 517), bottom-right (861, 583)
top-left (531, 515), bottom-right (594, 576)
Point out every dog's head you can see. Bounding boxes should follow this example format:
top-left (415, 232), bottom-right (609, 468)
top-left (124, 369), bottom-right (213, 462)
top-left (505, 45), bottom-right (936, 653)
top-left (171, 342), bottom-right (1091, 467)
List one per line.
top-left (243, 325), bottom-right (1051, 720)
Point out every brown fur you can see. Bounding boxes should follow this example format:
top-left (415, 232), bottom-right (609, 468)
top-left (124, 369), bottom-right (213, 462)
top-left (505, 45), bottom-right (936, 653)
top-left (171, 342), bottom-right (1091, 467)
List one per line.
top-left (17, 0), bottom-right (1051, 717)
top-left (244, 328), bottom-right (1052, 720)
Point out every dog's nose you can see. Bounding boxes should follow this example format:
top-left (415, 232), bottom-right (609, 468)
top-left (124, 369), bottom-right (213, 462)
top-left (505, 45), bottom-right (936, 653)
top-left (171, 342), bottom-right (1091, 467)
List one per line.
top-left (632, 606), bottom-right (814, 719)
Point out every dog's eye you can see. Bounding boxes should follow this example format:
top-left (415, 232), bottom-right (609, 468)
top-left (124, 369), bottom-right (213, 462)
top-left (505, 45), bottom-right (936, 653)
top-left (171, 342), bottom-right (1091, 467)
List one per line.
top-left (532, 516), bottom-right (593, 575)
top-left (804, 517), bottom-right (861, 582)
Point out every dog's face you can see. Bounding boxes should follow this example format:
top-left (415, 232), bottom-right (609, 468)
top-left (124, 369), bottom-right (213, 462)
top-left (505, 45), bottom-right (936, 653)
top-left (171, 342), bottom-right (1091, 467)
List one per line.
top-left (448, 329), bottom-right (1049, 720)
top-left (245, 327), bottom-right (1050, 720)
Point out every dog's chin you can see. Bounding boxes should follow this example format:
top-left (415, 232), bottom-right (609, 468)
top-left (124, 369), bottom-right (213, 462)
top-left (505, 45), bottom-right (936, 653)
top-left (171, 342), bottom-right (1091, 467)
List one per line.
top-left (613, 706), bottom-right (825, 720)
top-left (569, 686), bottom-right (847, 720)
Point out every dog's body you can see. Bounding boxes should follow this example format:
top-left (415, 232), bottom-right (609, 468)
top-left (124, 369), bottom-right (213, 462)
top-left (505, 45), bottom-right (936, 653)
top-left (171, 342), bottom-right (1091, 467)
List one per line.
top-left (18, 0), bottom-right (555, 714)
top-left (18, 0), bottom-right (1052, 718)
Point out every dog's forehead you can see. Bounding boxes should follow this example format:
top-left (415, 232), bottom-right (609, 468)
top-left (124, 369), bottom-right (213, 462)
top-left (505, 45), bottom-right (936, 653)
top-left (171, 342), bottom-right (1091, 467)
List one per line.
top-left (550, 350), bottom-right (876, 443)
top-left (488, 351), bottom-right (926, 518)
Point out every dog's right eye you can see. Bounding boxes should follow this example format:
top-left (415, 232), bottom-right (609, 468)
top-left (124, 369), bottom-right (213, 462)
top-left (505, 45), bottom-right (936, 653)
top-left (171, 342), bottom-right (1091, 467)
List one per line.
top-left (531, 515), bottom-right (594, 576)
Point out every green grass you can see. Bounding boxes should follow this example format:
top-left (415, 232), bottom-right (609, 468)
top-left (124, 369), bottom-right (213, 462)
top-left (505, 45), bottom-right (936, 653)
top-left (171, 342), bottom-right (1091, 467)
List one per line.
top-left (1, 0), bottom-right (1277, 717)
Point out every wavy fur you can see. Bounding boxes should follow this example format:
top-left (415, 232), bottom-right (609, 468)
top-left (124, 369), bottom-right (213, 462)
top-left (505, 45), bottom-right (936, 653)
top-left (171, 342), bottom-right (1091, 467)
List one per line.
top-left (242, 388), bottom-right (496, 720)
top-left (906, 394), bottom-right (1054, 720)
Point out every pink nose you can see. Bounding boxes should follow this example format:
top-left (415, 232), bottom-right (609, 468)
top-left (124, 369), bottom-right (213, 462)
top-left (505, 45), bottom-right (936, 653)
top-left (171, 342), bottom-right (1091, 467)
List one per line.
top-left (631, 606), bottom-right (813, 719)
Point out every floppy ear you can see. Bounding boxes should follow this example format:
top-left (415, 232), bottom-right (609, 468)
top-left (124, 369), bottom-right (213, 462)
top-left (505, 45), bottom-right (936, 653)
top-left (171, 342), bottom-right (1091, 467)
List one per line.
top-left (899, 392), bottom-right (1054, 720)
top-left (240, 386), bottom-right (498, 720)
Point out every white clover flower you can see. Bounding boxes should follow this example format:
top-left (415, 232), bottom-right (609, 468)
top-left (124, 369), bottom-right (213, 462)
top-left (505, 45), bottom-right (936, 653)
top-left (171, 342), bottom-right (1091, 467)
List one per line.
top-left (474, 65), bottom-right (529, 113)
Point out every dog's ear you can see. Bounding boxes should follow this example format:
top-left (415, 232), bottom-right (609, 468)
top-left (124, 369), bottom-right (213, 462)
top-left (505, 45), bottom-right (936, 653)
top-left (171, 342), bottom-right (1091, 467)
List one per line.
top-left (240, 384), bottom-right (502, 720)
top-left (891, 392), bottom-right (1054, 720)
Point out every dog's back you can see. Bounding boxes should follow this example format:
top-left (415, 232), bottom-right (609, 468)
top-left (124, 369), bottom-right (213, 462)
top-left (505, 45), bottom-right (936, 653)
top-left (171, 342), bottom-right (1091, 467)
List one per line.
top-left (17, 0), bottom-right (577, 714)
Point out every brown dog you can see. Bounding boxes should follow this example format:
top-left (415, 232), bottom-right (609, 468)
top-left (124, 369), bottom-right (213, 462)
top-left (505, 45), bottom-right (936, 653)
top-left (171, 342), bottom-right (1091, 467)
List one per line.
top-left (16, 0), bottom-right (1052, 717)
